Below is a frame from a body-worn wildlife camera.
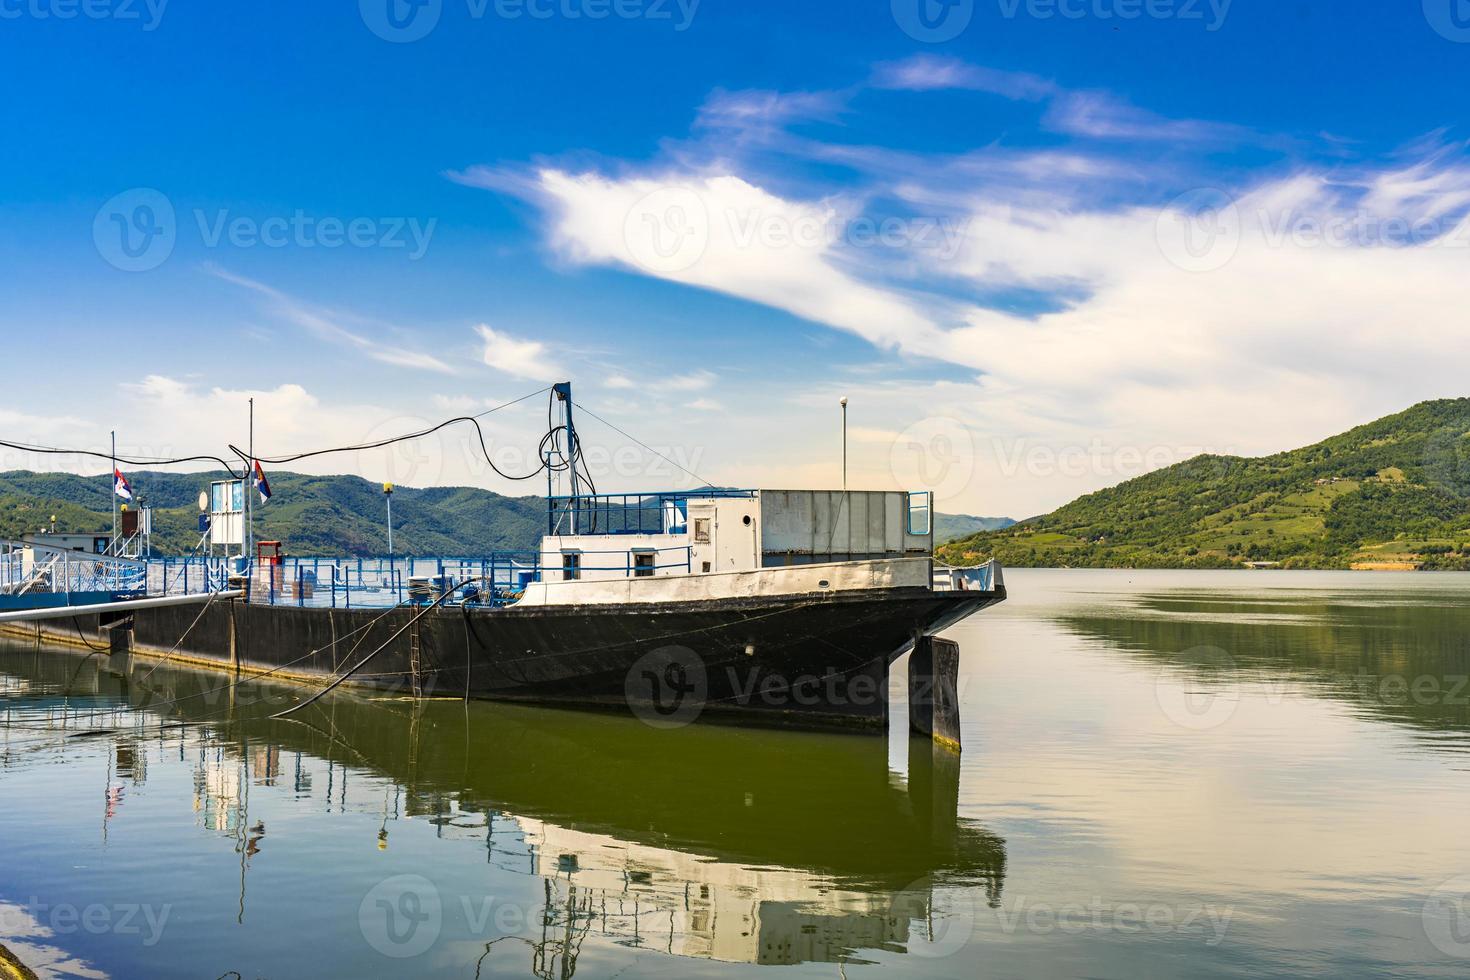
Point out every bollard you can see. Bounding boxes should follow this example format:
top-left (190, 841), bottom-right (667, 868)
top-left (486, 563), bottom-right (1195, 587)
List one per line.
top-left (909, 634), bottom-right (962, 753)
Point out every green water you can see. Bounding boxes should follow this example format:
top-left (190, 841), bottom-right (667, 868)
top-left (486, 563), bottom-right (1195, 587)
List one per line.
top-left (3, 569), bottom-right (1470, 978)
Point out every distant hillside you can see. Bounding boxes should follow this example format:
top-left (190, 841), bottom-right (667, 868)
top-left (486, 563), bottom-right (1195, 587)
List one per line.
top-left (0, 470), bottom-right (987, 559)
top-left (937, 399), bottom-right (1470, 571)
top-left (936, 513), bottom-right (1016, 543)
top-left (0, 471), bottom-right (545, 557)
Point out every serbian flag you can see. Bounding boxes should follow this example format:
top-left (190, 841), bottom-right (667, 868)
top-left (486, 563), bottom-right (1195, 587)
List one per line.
top-left (253, 460), bottom-right (272, 503)
top-left (113, 468), bottom-right (133, 502)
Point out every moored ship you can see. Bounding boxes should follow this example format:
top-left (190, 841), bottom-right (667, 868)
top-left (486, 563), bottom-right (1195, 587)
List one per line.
top-left (3, 384), bottom-right (1005, 732)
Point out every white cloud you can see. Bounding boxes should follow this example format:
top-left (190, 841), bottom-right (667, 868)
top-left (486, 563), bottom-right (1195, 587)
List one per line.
top-left (527, 169), bottom-right (944, 351)
top-left (477, 324), bottom-right (561, 382)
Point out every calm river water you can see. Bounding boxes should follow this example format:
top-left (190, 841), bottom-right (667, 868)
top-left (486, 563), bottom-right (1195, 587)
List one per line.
top-left (2, 569), bottom-right (1469, 978)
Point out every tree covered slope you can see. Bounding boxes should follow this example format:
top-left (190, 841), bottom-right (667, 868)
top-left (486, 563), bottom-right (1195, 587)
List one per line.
top-left (937, 399), bottom-right (1470, 570)
top-left (0, 470), bottom-right (546, 557)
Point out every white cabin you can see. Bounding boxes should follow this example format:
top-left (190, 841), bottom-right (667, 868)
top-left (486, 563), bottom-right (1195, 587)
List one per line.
top-left (539, 489), bottom-right (934, 584)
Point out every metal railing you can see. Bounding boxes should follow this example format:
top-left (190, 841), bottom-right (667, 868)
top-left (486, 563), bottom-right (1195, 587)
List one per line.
top-left (228, 544), bottom-right (696, 610)
top-left (0, 539), bottom-right (148, 603)
top-left (545, 490), bottom-right (754, 536)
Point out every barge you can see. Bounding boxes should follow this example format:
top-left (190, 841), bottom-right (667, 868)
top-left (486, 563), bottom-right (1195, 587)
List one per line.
top-left (3, 387), bottom-right (1005, 733)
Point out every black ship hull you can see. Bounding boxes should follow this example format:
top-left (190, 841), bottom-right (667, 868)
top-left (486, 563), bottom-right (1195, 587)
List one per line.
top-left (120, 587), bottom-right (1005, 731)
top-left (34, 585), bottom-right (1003, 732)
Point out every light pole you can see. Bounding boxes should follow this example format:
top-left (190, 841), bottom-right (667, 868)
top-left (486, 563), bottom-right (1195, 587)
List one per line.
top-left (383, 483), bottom-right (394, 557)
top-left (839, 396), bottom-right (848, 490)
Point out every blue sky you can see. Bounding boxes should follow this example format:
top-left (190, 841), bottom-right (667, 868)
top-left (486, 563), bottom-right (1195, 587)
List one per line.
top-left (2, 0), bottom-right (1468, 517)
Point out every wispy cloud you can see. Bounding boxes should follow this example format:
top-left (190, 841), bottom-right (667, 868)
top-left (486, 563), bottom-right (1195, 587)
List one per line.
top-left (871, 54), bottom-right (1054, 101)
top-left (1043, 90), bottom-right (1247, 143)
top-left (206, 265), bottom-right (456, 374)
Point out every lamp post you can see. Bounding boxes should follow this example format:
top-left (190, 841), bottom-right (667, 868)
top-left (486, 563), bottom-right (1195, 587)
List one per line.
top-left (383, 483), bottom-right (394, 557)
top-left (839, 397), bottom-right (848, 490)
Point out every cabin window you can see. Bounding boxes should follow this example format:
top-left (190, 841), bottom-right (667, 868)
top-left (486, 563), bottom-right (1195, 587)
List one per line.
top-left (907, 492), bottom-right (933, 536)
top-left (561, 552), bottom-right (581, 581)
top-left (633, 551), bottom-right (656, 577)
top-left (694, 518), bottom-right (712, 544)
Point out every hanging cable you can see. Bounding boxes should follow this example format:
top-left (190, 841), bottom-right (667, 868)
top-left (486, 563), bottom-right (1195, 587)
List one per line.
top-left (0, 440), bottom-right (245, 478)
top-left (229, 386), bottom-right (555, 482)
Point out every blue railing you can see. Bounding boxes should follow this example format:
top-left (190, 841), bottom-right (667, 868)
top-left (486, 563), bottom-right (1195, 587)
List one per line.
top-left (212, 544), bottom-right (695, 610)
top-left (545, 490), bottom-right (754, 536)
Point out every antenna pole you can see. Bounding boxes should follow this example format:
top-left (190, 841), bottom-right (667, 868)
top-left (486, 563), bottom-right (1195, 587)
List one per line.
top-left (839, 397), bottom-right (848, 490)
top-left (553, 383), bottom-right (580, 533)
top-left (111, 430), bottom-right (118, 554)
top-left (247, 398), bottom-right (254, 569)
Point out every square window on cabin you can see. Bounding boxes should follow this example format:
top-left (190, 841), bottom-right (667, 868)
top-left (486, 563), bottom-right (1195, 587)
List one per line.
top-left (694, 518), bottom-right (711, 544)
top-left (633, 552), bottom-right (656, 577)
top-left (561, 552), bottom-right (581, 581)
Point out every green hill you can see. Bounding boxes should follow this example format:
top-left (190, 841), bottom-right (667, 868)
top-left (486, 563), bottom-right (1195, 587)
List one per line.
top-left (0, 470), bottom-right (546, 557)
top-left (937, 399), bottom-right (1470, 571)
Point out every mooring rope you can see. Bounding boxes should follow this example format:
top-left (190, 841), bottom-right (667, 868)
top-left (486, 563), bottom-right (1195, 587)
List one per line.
top-left (139, 591), bottom-right (223, 682)
top-left (269, 587), bottom-right (462, 720)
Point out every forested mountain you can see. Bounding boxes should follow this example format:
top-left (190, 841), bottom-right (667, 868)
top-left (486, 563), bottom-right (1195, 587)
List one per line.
top-left (938, 399), bottom-right (1470, 570)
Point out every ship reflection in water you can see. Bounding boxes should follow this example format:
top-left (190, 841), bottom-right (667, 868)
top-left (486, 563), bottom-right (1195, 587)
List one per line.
top-left (0, 642), bottom-right (1005, 978)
